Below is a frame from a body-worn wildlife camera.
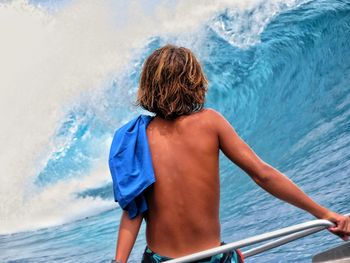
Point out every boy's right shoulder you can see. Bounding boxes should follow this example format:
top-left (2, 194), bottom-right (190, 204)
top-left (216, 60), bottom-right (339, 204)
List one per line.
top-left (202, 108), bottom-right (225, 121)
top-left (201, 108), bottom-right (232, 134)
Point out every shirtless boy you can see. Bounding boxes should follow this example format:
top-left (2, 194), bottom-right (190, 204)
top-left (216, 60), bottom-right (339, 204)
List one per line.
top-left (112, 44), bottom-right (350, 262)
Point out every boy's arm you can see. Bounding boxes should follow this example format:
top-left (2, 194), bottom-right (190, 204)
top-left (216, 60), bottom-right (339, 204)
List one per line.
top-left (115, 210), bottom-right (143, 263)
top-left (209, 109), bottom-right (350, 240)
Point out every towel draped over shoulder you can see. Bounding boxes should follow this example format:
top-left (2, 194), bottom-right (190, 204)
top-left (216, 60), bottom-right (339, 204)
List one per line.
top-left (108, 114), bottom-right (155, 219)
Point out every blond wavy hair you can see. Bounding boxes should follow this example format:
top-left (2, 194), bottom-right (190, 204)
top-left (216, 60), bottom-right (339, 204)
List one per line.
top-left (136, 44), bottom-right (208, 120)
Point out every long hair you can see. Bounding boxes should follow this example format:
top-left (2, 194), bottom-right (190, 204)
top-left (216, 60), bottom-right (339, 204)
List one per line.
top-left (136, 44), bottom-right (208, 120)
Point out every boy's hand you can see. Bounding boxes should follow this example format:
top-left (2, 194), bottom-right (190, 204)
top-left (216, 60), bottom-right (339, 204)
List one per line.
top-left (322, 211), bottom-right (350, 241)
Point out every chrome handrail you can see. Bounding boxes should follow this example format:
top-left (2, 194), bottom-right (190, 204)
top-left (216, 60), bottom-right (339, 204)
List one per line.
top-left (166, 214), bottom-right (350, 263)
top-left (243, 226), bottom-right (324, 258)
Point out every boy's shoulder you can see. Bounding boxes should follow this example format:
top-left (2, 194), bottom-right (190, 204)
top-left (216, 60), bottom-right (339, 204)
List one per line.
top-left (198, 108), bottom-right (231, 134)
top-left (199, 107), bottom-right (226, 122)
top-left (202, 107), bottom-right (221, 116)
top-left (173, 108), bottom-right (222, 125)
top-left (180, 108), bottom-right (227, 134)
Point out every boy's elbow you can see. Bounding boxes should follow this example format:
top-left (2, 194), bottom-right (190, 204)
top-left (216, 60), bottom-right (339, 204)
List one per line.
top-left (251, 162), bottom-right (274, 185)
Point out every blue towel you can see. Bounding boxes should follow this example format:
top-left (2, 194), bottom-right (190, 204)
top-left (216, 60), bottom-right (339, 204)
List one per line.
top-left (108, 114), bottom-right (155, 219)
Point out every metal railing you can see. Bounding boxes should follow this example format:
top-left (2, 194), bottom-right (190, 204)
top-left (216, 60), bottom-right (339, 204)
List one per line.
top-left (166, 214), bottom-right (350, 263)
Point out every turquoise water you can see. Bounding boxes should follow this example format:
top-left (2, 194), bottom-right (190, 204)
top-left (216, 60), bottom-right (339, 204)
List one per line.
top-left (1, 0), bottom-right (350, 262)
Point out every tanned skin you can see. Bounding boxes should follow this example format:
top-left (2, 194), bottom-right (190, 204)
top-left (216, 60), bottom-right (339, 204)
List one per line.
top-left (115, 108), bottom-right (350, 262)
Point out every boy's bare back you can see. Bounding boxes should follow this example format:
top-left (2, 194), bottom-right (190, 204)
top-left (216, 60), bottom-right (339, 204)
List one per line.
top-left (145, 108), bottom-right (221, 257)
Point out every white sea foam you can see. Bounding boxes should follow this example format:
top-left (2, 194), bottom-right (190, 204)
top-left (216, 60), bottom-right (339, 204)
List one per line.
top-left (209, 0), bottom-right (310, 48)
top-left (0, 159), bottom-right (115, 235)
top-left (0, 0), bottom-right (303, 235)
